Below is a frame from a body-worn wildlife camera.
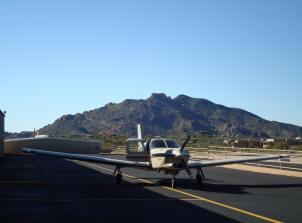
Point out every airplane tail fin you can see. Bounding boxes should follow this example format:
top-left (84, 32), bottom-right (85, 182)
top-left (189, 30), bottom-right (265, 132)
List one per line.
top-left (137, 124), bottom-right (142, 140)
top-left (137, 124), bottom-right (143, 151)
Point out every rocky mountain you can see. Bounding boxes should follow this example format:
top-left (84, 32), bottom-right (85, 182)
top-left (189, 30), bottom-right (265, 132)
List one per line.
top-left (39, 93), bottom-right (302, 138)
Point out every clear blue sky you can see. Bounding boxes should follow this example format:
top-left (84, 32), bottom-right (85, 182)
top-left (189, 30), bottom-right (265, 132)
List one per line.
top-left (1, 0), bottom-right (301, 132)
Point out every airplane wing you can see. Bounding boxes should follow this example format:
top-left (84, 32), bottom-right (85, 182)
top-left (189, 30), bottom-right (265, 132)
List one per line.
top-left (22, 148), bottom-right (150, 169)
top-left (187, 154), bottom-right (288, 168)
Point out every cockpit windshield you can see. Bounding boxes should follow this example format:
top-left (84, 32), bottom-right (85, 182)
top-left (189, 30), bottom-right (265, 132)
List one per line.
top-left (149, 139), bottom-right (166, 150)
top-left (165, 139), bottom-right (179, 148)
top-left (149, 139), bottom-right (179, 149)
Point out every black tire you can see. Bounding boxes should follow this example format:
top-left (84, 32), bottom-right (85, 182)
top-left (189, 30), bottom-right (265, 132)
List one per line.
top-left (116, 172), bottom-right (122, 184)
top-left (196, 174), bottom-right (202, 185)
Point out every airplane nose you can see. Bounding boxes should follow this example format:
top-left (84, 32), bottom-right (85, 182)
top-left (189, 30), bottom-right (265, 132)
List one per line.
top-left (173, 149), bottom-right (189, 159)
top-left (172, 150), bottom-right (181, 156)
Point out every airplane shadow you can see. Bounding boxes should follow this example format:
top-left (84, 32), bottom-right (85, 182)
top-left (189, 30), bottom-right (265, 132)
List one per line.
top-left (155, 178), bottom-right (302, 195)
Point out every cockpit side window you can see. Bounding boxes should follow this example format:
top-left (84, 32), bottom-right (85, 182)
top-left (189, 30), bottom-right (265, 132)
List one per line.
top-left (165, 139), bottom-right (179, 148)
top-left (149, 139), bottom-right (166, 149)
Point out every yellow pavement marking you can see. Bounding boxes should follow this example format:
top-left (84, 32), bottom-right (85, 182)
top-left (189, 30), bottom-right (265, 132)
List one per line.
top-left (81, 162), bottom-right (283, 223)
top-left (0, 181), bottom-right (48, 184)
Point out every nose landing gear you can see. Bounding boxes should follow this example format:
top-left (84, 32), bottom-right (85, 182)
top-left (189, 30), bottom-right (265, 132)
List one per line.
top-left (170, 170), bottom-right (179, 188)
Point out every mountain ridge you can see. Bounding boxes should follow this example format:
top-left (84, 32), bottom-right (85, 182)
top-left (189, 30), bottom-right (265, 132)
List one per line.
top-left (39, 93), bottom-right (302, 138)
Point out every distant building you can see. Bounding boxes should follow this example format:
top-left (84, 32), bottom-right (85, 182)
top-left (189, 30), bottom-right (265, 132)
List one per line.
top-left (250, 139), bottom-right (262, 148)
top-left (223, 139), bottom-right (228, 144)
top-left (265, 138), bottom-right (275, 143)
top-left (234, 139), bottom-right (249, 148)
top-left (232, 138), bottom-right (263, 148)
top-left (286, 138), bottom-right (296, 145)
top-left (230, 137), bottom-right (300, 149)
top-left (262, 138), bottom-right (275, 148)
top-left (286, 138), bottom-right (302, 146)
top-left (0, 110), bottom-right (5, 158)
top-left (223, 139), bottom-right (234, 145)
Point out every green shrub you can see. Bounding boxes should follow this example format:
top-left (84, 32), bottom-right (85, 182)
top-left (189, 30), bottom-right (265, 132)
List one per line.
top-left (273, 141), bottom-right (289, 150)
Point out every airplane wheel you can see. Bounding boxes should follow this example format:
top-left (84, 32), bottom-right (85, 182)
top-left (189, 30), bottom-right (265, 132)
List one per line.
top-left (171, 177), bottom-right (176, 188)
top-left (196, 174), bottom-right (202, 185)
top-left (116, 172), bottom-right (122, 184)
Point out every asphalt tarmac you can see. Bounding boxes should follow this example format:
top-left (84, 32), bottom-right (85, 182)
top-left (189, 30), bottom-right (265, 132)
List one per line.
top-left (0, 153), bottom-right (302, 223)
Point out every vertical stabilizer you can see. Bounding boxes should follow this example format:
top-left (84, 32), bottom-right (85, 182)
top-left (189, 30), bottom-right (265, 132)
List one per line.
top-left (137, 124), bottom-right (142, 139)
top-left (137, 124), bottom-right (143, 151)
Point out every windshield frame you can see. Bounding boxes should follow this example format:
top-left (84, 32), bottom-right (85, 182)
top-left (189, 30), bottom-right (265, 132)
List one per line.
top-left (165, 139), bottom-right (179, 148)
top-left (149, 138), bottom-right (179, 150)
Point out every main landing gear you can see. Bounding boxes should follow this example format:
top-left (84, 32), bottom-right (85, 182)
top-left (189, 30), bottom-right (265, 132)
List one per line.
top-left (171, 176), bottom-right (177, 188)
top-left (114, 166), bottom-right (123, 184)
top-left (170, 169), bottom-right (205, 188)
top-left (195, 168), bottom-right (205, 185)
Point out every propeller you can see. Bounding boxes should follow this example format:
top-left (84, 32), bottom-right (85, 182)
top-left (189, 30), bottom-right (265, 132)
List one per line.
top-left (180, 158), bottom-right (193, 178)
top-left (180, 134), bottom-right (192, 151)
top-left (180, 133), bottom-right (193, 178)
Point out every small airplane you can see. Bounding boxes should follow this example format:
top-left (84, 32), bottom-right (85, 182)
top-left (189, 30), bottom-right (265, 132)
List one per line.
top-left (22, 124), bottom-right (288, 188)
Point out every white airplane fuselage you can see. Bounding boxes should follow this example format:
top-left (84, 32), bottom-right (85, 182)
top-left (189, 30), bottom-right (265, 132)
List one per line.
top-left (126, 137), bottom-right (191, 173)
